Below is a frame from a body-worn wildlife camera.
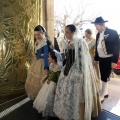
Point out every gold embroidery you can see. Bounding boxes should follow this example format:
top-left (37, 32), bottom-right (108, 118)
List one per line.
top-left (101, 39), bottom-right (107, 55)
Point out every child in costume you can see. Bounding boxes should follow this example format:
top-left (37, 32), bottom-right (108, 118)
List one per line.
top-left (33, 50), bottom-right (62, 117)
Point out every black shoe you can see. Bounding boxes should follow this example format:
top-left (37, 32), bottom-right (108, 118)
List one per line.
top-left (42, 117), bottom-right (51, 120)
top-left (104, 94), bottom-right (109, 98)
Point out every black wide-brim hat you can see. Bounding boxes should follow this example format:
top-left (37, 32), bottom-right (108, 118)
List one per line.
top-left (91, 16), bottom-right (108, 24)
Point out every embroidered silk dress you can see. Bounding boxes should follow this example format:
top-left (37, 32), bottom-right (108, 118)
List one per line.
top-left (86, 37), bottom-right (100, 80)
top-left (86, 37), bottom-right (96, 61)
top-left (25, 39), bottom-right (49, 100)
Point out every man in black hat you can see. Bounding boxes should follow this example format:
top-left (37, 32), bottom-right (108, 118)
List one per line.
top-left (92, 16), bottom-right (120, 103)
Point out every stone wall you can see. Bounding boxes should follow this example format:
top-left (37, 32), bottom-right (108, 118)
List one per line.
top-left (41, 0), bottom-right (54, 43)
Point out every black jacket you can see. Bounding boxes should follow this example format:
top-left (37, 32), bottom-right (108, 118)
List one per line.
top-left (95, 27), bottom-right (120, 64)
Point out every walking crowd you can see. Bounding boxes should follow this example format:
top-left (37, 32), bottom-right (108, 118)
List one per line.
top-left (25, 16), bottom-right (120, 120)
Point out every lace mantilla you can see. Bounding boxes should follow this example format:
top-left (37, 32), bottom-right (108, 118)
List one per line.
top-left (49, 63), bottom-right (61, 72)
top-left (54, 38), bottom-right (100, 120)
top-left (35, 39), bottom-right (47, 53)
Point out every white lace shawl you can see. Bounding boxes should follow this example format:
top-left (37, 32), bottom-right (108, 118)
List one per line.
top-left (49, 63), bottom-right (61, 72)
top-left (73, 37), bottom-right (99, 120)
top-left (35, 38), bottom-right (47, 53)
top-left (53, 50), bottom-right (63, 69)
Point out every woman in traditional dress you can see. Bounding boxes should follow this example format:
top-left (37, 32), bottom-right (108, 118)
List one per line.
top-left (25, 25), bottom-right (52, 100)
top-left (33, 50), bottom-right (62, 117)
top-left (85, 29), bottom-right (96, 61)
top-left (54, 24), bottom-right (102, 120)
top-left (85, 29), bottom-right (100, 83)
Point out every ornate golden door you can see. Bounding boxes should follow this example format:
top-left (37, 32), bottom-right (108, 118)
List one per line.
top-left (0, 0), bottom-right (42, 103)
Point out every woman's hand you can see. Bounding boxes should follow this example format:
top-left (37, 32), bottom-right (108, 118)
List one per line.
top-left (94, 61), bottom-right (99, 66)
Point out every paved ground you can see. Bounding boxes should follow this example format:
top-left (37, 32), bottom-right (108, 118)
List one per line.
top-left (102, 74), bottom-right (120, 116)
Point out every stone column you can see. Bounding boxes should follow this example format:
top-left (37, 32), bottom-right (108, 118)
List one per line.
top-left (42, 0), bottom-right (54, 43)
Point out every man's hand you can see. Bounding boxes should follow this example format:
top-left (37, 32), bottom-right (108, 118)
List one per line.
top-left (94, 61), bottom-right (99, 66)
top-left (111, 63), bottom-right (117, 68)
